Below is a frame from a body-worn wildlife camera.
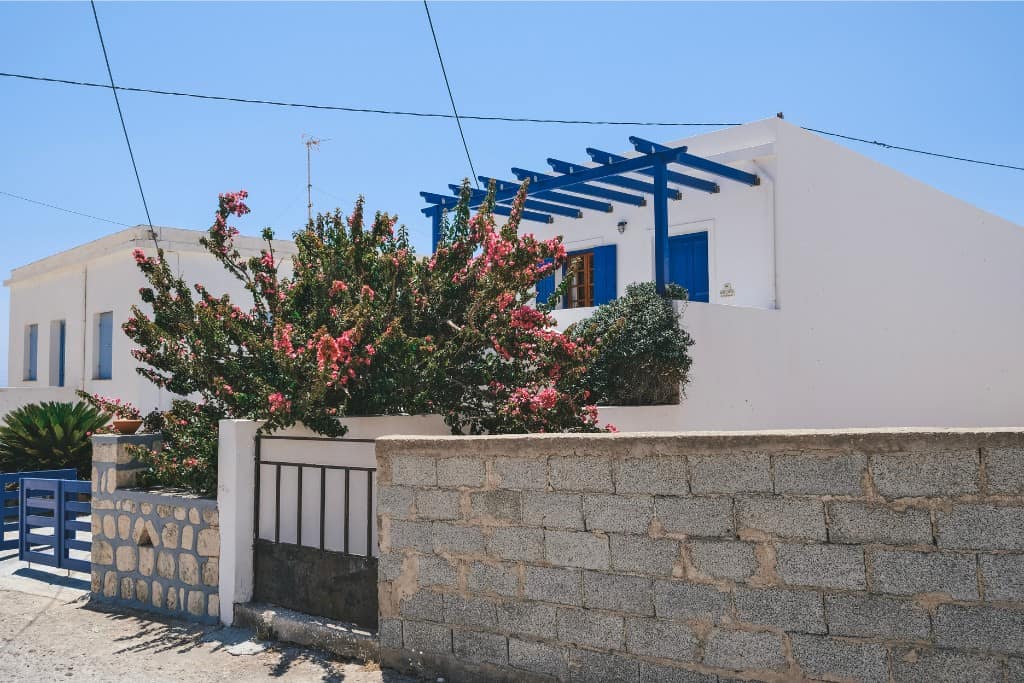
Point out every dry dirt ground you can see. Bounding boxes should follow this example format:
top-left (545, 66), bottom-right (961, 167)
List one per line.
top-left (0, 550), bottom-right (416, 683)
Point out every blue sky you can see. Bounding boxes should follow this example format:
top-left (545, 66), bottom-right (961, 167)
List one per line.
top-left (1, 1), bottom-right (1022, 385)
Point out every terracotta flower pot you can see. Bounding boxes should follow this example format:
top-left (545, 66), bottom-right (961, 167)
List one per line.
top-left (112, 419), bottom-right (143, 435)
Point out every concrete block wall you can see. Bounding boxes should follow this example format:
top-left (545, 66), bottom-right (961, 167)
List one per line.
top-left (375, 430), bottom-right (1024, 682)
top-left (90, 434), bottom-right (220, 623)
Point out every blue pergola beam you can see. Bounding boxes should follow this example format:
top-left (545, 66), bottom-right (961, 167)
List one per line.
top-left (587, 147), bottom-right (720, 194)
top-left (629, 136), bottom-right (759, 186)
top-left (479, 177), bottom-right (614, 213)
top-left (449, 185), bottom-right (582, 219)
top-left (511, 168), bottom-right (646, 207)
top-left (420, 191), bottom-right (553, 224)
top-left (547, 158), bottom-right (682, 200)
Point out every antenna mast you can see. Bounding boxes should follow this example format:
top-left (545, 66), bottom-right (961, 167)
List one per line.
top-left (303, 135), bottom-right (322, 224)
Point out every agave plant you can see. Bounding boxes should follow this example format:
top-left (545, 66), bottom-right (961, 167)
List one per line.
top-left (0, 401), bottom-right (109, 478)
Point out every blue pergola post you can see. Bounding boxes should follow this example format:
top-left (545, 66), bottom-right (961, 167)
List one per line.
top-left (653, 161), bottom-right (670, 295)
top-left (430, 206), bottom-right (442, 251)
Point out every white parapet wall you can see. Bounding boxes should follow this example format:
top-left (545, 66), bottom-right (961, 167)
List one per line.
top-left (0, 386), bottom-right (79, 418)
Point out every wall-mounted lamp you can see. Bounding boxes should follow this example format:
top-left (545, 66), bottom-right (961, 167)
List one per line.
top-left (617, 220), bottom-right (628, 234)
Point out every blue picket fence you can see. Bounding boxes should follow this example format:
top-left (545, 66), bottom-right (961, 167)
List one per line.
top-left (19, 478), bottom-right (92, 573)
top-left (1, 469), bottom-right (77, 551)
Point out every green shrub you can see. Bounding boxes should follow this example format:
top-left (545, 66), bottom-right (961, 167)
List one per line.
top-left (0, 401), bottom-right (109, 478)
top-left (567, 282), bottom-right (694, 406)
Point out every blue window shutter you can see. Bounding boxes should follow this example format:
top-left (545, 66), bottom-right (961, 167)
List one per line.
top-left (26, 325), bottom-right (38, 381)
top-left (98, 312), bottom-right (113, 380)
top-left (668, 232), bottom-right (710, 302)
top-left (536, 259), bottom-right (555, 307)
top-left (57, 321), bottom-right (66, 387)
top-left (592, 244), bottom-right (618, 305)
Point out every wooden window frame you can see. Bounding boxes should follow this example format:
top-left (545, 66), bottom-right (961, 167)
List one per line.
top-left (565, 251), bottom-right (595, 308)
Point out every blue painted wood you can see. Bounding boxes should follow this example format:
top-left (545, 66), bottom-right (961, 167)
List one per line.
top-left (1, 469), bottom-right (76, 550)
top-left (25, 324), bottom-right (38, 381)
top-left (592, 245), bottom-right (618, 305)
top-left (629, 136), bottom-right (760, 186)
top-left (587, 146), bottom-right (721, 194)
top-left (669, 231), bottom-right (711, 303)
top-left (478, 178), bottom-right (614, 213)
top-left (16, 476), bottom-right (91, 572)
top-left (536, 259), bottom-right (555, 307)
top-left (511, 168), bottom-right (646, 207)
top-left (97, 312), bottom-right (113, 380)
top-left (57, 320), bottom-right (66, 387)
top-left (653, 162), bottom-right (670, 295)
top-left (546, 158), bottom-right (682, 200)
top-left (450, 186), bottom-right (583, 219)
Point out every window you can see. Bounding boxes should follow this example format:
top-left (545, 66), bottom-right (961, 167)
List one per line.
top-left (23, 324), bottom-right (38, 381)
top-left (668, 231), bottom-right (710, 303)
top-left (49, 320), bottom-right (66, 387)
top-left (95, 311), bottom-right (113, 380)
top-left (565, 251), bottom-right (596, 308)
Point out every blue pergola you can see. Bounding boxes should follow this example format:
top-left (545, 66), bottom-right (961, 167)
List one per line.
top-left (421, 136), bottom-right (760, 293)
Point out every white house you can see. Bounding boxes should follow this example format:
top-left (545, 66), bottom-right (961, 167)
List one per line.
top-left (2, 227), bottom-right (296, 417)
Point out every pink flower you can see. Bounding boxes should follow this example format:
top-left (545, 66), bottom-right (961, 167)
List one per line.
top-left (268, 392), bottom-right (291, 414)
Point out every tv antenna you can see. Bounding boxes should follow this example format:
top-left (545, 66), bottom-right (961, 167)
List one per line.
top-left (302, 134), bottom-right (330, 223)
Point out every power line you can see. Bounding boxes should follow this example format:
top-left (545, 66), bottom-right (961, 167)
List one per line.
top-left (89, 1), bottom-right (160, 249)
top-left (0, 189), bottom-right (132, 227)
top-left (1, 70), bottom-right (1022, 173)
top-left (422, 1), bottom-right (479, 188)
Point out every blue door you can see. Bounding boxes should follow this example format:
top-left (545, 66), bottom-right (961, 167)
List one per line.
top-left (668, 232), bottom-right (709, 302)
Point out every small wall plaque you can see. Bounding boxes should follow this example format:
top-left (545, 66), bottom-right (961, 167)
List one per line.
top-left (719, 282), bottom-right (735, 298)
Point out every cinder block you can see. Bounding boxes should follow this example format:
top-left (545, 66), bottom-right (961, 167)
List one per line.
top-left (549, 455), bottom-right (614, 493)
top-left (557, 607), bottom-right (624, 650)
top-left (568, 648), bottom-right (640, 683)
top-left (545, 530), bottom-right (610, 570)
top-left (584, 571), bottom-right (654, 615)
top-left (775, 543), bottom-right (866, 590)
top-left (870, 550), bottom-right (978, 600)
top-left (497, 601), bottom-right (558, 639)
top-left (391, 456), bottom-right (437, 486)
top-left (980, 554), bottom-right (1024, 601)
top-left (378, 552), bottom-right (404, 581)
top-left (825, 593), bottom-right (930, 640)
top-left (583, 494), bottom-right (654, 534)
top-left (389, 520), bottom-right (434, 553)
top-left (378, 618), bottom-right (402, 649)
top-left (486, 527), bottom-right (545, 562)
top-left (827, 501), bottom-right (933, 546)
top-left (870, 450), bottom-right (979, 498)
top-left (453, 628), bottom-right (507, 666)
top-left (493, 457), bottom-right (548, 491)
top-left (437, 456), bottom-right (485, 488)
top-left (891, 647), bottom-right (1004, 683)
top-left (984, 448), bottom-right (1024, 494)
top-left (656, 496), bottom-right (734, 538)
top-left (442, 593), bottom-right (497, 628)
top-left (625, 617), bottom-right (698, 662)
top-left (934, 604), bottom-right (1024, 655)
top-left (688, 540), bottom-right (757, 581)
top-left (417, 555), bottom-right (458, 588)
top-left (640, 662), bottom-right (717, 683)
top-left (524, 566), bottom-right (582, 605)
top-left (936, 504), bottom-right (1024, 551)
top-left (378, 485), bottom-right (416, 520)
top-left (432, 522), bottom-right (485, 554)
top-left (689, 453), bottom-right (771, 494)
top-left (735, 496), bottom-right (826, 541)
top-left (702, 629), bottom-right (786, 671)
top-left (654, 580), bottom-right (729, 622)
top-left (615, 456), bottom-right (689, 495)
top-left (790, 634), bottom-right (888, 683)
top-left (773, 453), bottom-right (865, 495)
top-left (522, 492), bottom-right (584, 530)
top-left (610, 534), bottom-right (680, 576)
top-left (470, 490), bottom-right (523, 523)
top-left (733, 587), bottom-right (826, 634)
top-left (414, 489), bottom-right (460, 520)
top-left (400, 591), bottom-right (444, 621)
top-left (509, 637), bottom-right (569, 679)
top-left (468, 561), bottom-right (519, 597)
top-left (401, 619), bottom-right (451, 654)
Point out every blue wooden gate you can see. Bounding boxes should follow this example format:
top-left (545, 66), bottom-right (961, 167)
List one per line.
top-left (18, 477), bottom-right (91, 573)
top-left (1, 468), bottom-right (77, 551)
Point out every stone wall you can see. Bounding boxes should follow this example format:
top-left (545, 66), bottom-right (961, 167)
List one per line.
top-left (375, 429), bottom-right (1024, 682)
top-left (90, 434), bottom-right (220, 623)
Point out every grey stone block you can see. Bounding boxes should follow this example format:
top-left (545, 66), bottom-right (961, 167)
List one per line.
top-left (377, 552), bottom-right (404, 581)
top-left (984, 448), bottom-right (1024, 494)
top-left (690, 453), bottom-right (771, 494)
top-left (493, 457), bottom-right (548, 491)
top-left (524, 566), bottom-right (582, 605)
top-left (1007, 656), bottom-right (1024, 682)
top-left (640, 663), bottom-right (717, 683)
top-left (522, 492), bottom-right (584, 530)
top-left (545, 530), bottom-right (610, 570)
top-left (773, 452), bottom-right (865, 495)
top-left (870, 550), bottom-right (978, 600)
top-left (437, 456), bottom-right (485, 488)
top-left (399, 590), bottom-right (444, 621)
top-left (625, 617), bottom-right (698, 662)
top-left (703, 629), bottom-right (786, 671)
top-left (468, 561), bottom-right (519, 597)
top-left (453, 628), bottom-right (508, 666)
top-left (414, 489), bottom-right (460, 520)
top-left (936, 504), bottom-right (1024, 551)
top-left (688, 540), bottom-right (757, 581)
top-left (378, 485), bottom-right (416, 519)
top-left (584, 494), bottom-right (654, 534)
top-left (656, 496), bottom-right (734, 538)
top-left (870, 450), bottom-right (979, 498)
top-left (569, 648), bottom-right (640, 683)
top-left (891, 648), bottom-right (1004, 683)
top-left (497, 602), bottom-right (558, 639)
top-left (654, 580), bottom-right (729, 622)
top-left (734, 587), bottom-right (826, 634)
top-left (825, 592), bottom-right (930, 640)
top-left (610, 534), bottom-right (680, 576)
top-left (584, 571), bottom-right (654, 615)
top-left (417, 555), bottom-right (457, 587)
top-left (557, 607), bottom-right (624, 650)
top-left (550, 455), bottom-right (614, 493)
top-left (432, 522), bottom-right (485, 554)
top-left (735, 496), bottom-right (826, 541)
top-left (401, 619), bottom-right (451, 654)
top-left (509, 637), bottom-right (569, 679)
top-left (378, 618), bottom-right (402, 648)
top-left (775, 543), bottom-right (866, 590)
top-left (470, 490), bottom-right (523, 523)
top-left (389, 520), bottom-right (433, 553)
top-left (391, 456), bottom-right (437, 486)
top-left (934, 604), bottom-right (1024, 655)
top-left (615, 456), bottom-right (689, 495)
top-left (981, 554), bottom-right (1024, 601)
top-left (790, 634), bottom-right (888, 683)
top-left (442, 593), bottom-right (497, 628)
top-left (487, 527), bottom-right (545, 562)
top-left (827, 501), bottom-right (933, 546)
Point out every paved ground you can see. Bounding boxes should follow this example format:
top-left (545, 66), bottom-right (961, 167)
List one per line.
top-left (0, 550), bottom-right (416, 682)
